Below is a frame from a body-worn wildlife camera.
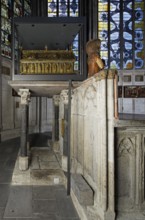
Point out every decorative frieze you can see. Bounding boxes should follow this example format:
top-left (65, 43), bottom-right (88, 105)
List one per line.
top-left (20, 50), bottom-right (75, 74)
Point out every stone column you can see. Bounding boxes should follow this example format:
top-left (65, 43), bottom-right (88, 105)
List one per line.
top-left (60, 90), bottom-right (69, 171)
top-left (52, 95), bottom-right (60, 152)
top-left (18, 89), bottom-right (30, 171)
top-left (0, 65), bottom-right (2, 142)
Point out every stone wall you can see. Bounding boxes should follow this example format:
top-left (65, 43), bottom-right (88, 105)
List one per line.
top-left (58, 70), bottom-right (145, 220)
top-left (59, 70), bottom-right (117, 220)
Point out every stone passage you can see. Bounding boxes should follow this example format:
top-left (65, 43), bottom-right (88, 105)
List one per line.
top-left (71, 174), bottom-right (94, 206)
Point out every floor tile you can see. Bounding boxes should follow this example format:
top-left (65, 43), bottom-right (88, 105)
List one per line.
top-left (33, 199), bottom-right (58, 216)
top-left (33, 185), bottom-right (56, 200)
top-left (0, 171), bottom-right (13, 183)
top-left (0, 184), bottom-right (10, 208)
top-left (4, 186), bottom-right (33, 218)
top-left (56, 190), bottom-right (79, 219)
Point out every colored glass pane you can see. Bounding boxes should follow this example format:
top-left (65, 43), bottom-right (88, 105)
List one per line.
top-left (135, 2), bottom-right (144, 10)
top-left (110, 2), bottom-right (120, 12)
top-left (24, 1), bottom-right (31, 16)
top-left (98, 22), bottom-right (108, 31)
top-left (135, 21), bottom-right (144, 29)
top-left (70, 0), bottom-right (78, 16)
top-left (14, 0), bottom-right (22, 16)
top-left (1, 0), bottom-right (13, 58)
top-left (98, 3), bottom-right (108, 11)
top-left (48, 0), bottom-right (57, 17)
top-left (98, 0), bottom-right (144, 70)
top-left (59, 0), bottom-right (68, 17)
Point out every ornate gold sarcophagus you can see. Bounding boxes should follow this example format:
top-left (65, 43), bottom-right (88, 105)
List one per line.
top-left (20, 49), bottom-right (76, 74)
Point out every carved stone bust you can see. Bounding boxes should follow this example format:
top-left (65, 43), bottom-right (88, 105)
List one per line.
top-left (86, 39), bottom-right (104, 78)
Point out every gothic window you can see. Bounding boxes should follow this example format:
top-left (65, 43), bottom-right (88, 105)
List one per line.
top-left (97, 0), bottom-right (145, 70)
top-left (48, 0), bottom-right (79, 70)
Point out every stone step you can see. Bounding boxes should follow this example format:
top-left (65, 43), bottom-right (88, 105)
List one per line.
top-left (71, 173), bottom-right (94, 206)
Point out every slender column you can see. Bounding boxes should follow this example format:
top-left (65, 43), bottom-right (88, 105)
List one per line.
top-left (18, 89), bottom-right (31, 171)
top-left (0, 65), bottom-right (2, 142)
top-left (39, 97), bottom-right (42, 133)
top-left (60, 90), bottom-right (69, 171)
top-left (61, 90), bottom-right (69, 156)
top-left (0, 6), bottom-right (2, 141)
top-left (52, 95), bottom-right (60, 152)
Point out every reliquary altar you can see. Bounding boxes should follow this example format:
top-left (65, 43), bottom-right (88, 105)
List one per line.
top-left (20, 49), bottom-right (76, 74)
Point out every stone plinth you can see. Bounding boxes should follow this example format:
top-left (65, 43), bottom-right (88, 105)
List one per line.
top-left (19, 156), bottom-right (29, 171)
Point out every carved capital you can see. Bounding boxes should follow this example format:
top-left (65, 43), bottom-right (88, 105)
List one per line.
top-left (18, 89), bottom-right (31, 105)
top-left (60, 90), bottom-right (69, 105)
top-left (53, 95), bottom-right (60, 106)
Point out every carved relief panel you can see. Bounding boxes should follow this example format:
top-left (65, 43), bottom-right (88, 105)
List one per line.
top-left (115, 129), bottom-right (145, 213)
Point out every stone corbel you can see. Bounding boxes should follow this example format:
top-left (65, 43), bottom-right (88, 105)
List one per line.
top-left (18, 89), bottom-right (31, 105)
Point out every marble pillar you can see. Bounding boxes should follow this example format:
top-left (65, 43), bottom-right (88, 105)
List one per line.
top-left (18, 89), bottom-right (31, 171)
top-left (0, 66), bottom-right (1, 142)
top-left (60, 90), bottom-right (69, 171)
top-left (52, 95), bottom-right (60, 152)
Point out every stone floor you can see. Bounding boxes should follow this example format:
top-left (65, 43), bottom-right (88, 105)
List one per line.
top-left (0, 135), bottom-right (80, 220)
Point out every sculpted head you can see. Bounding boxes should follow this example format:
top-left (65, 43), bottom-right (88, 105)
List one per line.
top-left (86, 39), bottom-right (101, 56)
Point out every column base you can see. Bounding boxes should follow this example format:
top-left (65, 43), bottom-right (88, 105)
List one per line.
top-left (19, 156), bottom-right (29, 171)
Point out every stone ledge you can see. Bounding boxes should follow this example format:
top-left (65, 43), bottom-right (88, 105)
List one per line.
top-left (71, 173), bottom-right (94, 206)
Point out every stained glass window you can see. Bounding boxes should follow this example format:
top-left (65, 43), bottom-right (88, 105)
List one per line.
top-left (1, 0), bottom-right (31, 59)
top-left (24, 0), bottom-right (31, 16)
top-left (14, 0), bottom-right (23, 17)
top-left (1, 0), bottom-right (13, 58)
top-left (98, 0), bottom-right (145, 70)
top-left (48, 0), bottom-right (79, 70)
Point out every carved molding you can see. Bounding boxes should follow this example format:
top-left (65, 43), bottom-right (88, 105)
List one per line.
top-left (20, 50), bottom-right (75, 74)
top-left (94, 69), bottom-right (117, 81)
top-left (18, 89), bottom-right (31, 105)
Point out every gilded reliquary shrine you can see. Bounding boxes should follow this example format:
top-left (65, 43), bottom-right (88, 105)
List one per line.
top-left (20, 50), bottom-right (76, 74)
top-left (12, 17), bottom-right (86, 80)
